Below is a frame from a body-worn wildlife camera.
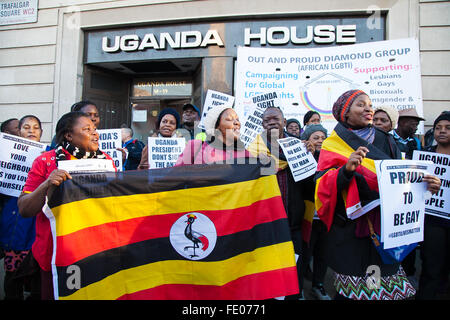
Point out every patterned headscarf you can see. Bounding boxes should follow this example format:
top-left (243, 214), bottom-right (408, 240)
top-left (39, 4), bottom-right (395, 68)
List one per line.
top-left (332, 89), bottom-right (367, 123)
top-left (333, 89), bottom-right (376, 143)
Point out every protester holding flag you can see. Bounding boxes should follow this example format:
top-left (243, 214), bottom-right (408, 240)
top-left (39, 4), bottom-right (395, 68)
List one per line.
top-left (417, 111), bottom-right (450, 299)
top-left (138, 108), bottom-right (181, 170)
top-left (1, 115), bottom-right (44, 299)
top-left (315, 89), bottom-right (441, 300)
top-left (299, 124), bottom-right (331, 300)
top-left (17, 111), bottom-right (116, 300)
top-left (176, 105), bottom-right (252, 165)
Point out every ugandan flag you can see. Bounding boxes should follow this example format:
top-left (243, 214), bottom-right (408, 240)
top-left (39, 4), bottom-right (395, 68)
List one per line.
top-left (315, 124), bottom-right (389, 230)
top-left (301, 199), bottom-right (315, 243)
top-left (43, 163), bottom-right (298, 300)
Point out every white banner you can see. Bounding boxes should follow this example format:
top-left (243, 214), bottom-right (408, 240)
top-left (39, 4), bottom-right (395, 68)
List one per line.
top-left (375, 160), bottom-right (432, 249)
top-left (235, 38), bottom-right (424, 134)
top-left (277, 136), bottom-right (317, 182)
top-left (240, 91), bottom-right (282, 148)
top-left (57, 159), bottom-right (116, 174)
top-left (147, 137), bottom-right (186, 169)
top-left (198, 90), bottom-right (235, 130)
top-left (413, 150), bottom-right (450, 220)
top-left (0, 133), bottom-right (47, 197)
top-left (97, 129), bottom-right (123, 171)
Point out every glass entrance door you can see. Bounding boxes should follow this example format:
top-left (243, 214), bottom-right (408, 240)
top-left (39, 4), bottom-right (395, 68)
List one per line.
top-left (130, 98), bottom-right (191, 142)
top-left (130, 78), bottom-right (194, 142)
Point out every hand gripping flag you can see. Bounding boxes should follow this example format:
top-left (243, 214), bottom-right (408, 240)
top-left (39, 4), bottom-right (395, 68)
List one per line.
top-left (43, 163), bottom-right (298, 300)
top-left (315, 123), bottom-right (385, 230)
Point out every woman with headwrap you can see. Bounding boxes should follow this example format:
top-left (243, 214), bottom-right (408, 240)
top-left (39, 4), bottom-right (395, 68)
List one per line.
top-left (286, 118), bottom-right (302, 138)
top-left (373, 105), bottom-right (399, 133)
top-left (138, 108), bottom-right (182, 169)
top-left (175, 105), bottom-right (252, 165)
top-left (315, 89), bottom-right (441, 300)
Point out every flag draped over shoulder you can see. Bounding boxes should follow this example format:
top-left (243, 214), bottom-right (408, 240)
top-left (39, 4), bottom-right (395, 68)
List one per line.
top-left (315, 123), bottom-right (383, 230)
top-left (301, 199), bottom-right (315, 243)
top-left (44, 163), bottom-right (298, 300)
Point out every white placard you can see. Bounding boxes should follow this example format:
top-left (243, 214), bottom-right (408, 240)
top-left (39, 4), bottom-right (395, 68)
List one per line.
top-left (413, 150), bottom-right (450, 220)
top-left (240, 91), bottom-right (282, 148)
top-left (97, 129), bottom-right (123, 171)
top-left (235, 38), bottom-right (424, 134)
top-left (147, 137), bottom-right (186, 169)
top-left (0, 0), bottom-right (38, 26)
top-left (58, 159), bottom-right (116, 174)
top-left (277, 136), bottom-right (317, 182)
top-left (375, 160), bottom-right (432, 249)
top-left (198, 90), bottom-right (235, 130)
top-left (0, 133), bottom-right (47, 197)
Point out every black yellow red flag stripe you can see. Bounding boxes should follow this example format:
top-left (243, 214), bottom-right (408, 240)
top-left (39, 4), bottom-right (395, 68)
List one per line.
top-left (315, 124), bottom-right (387, 230)
top-left (44, 163), bottom-right (298, 300)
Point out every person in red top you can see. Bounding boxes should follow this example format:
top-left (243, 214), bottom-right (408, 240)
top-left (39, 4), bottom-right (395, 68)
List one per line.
top-left (17, 111), bottom-right (116, 300)
top-left (175, 105), bottom-right (252, 165)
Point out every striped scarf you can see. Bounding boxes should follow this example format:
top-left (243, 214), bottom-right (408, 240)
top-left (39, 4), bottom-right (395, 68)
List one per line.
top-left (55, 141), bottom-right (107, 162)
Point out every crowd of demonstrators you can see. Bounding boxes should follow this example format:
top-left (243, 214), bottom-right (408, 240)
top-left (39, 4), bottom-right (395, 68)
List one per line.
top-left (0, 93), bottom-right (448, 302)
top-left (417, 112), bottom-right (450, 299)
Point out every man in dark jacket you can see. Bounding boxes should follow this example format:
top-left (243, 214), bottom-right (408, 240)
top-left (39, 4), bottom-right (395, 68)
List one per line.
top-left (392, 108), bottom-right (424, 159)
top-left (254, 107), bottom-right (314, 300)
top-left (180, 103), bottom-right (202, 140)
top-left (118, 127), bottom-right (145, 171)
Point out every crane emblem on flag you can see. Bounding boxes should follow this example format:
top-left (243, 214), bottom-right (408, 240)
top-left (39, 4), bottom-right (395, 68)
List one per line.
top-left (184, 214), bottom-right (209, 258)
top-left (169, 212), bottom-right (217, 260)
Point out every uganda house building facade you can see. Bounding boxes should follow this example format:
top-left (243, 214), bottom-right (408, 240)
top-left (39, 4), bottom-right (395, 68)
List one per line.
top-left (0, 0), bottom-right (449, 144)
